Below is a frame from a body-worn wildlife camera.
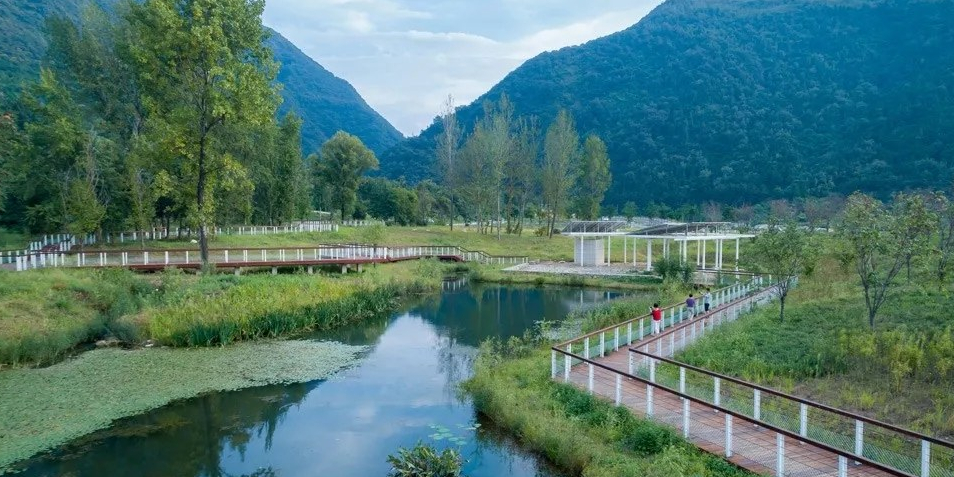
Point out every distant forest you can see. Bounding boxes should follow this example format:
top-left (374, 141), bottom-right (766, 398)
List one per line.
top-left (380, 0), bottom-right (954, 208)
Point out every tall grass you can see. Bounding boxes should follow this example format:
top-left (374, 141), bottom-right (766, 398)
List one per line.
top-left (468, 266), bottom-right (662, 291)
top-left (0, 269), bottom-right (154, 367)
top-left (463, 337), bottom-right (755, 477)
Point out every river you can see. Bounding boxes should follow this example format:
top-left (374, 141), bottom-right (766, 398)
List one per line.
top-left (15, 281), bottom-right (631, 477)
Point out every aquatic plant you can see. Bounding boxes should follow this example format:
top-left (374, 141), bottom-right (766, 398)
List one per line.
top-left (387, 442), bottom-right (464, 477)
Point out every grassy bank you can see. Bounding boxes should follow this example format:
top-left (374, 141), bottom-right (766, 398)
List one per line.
top-left (677, 254), bottom-right (954, 437)
top-left (463, 338), bottom-right (754, 477)
top-left (0, 340), bottom-right (366, 474)
top-left (469, 266), bottom-right (662, 291)
top-left (0, 260), bottom-right (447, 367)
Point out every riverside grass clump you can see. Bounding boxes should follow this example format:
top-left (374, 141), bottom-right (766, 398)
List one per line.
top-left (463, 337), bottom-right (754, 477)
top-left (126, 266), bottom-right (440, 347)
top-left (0, 340), bottom-right (367, 474)
top-left (0, 268), bottom-right (155, 367)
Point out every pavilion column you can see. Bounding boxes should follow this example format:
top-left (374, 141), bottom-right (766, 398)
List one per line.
top-left (646, 239), bottom-right (653, 272)
top-left (735, 239), bottom-right (740, 271)
top-left (633, 239), bottom-right (638, 266)
top-left (702, 240), bottom-right (707, 269)
top-left (717, 239), bottom-right (723, 270)
top-left (608, 236), bottom-right (612, 266)
top-left (681, 240), bottom-right (688, 264)
top-left (624, 236), bottom-right (627, 264)
top-left (696, 240), bottom-right (701, 266)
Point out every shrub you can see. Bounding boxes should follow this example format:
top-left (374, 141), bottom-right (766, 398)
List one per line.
top-left (387, 443), bottom-right (463, 477)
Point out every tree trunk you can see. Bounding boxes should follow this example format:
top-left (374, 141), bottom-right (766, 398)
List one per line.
top-left (779, 294), bottom-right (786, 322)
top-left (197, 133), bottom-right (209, 266)
top-left (496, 192), bottom-right (501, 240)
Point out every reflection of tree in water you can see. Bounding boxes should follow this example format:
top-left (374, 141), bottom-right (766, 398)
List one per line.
top-left (15, 383), bottom-right (313, 477)
top-left (434, 333), bottom-right (476, 402)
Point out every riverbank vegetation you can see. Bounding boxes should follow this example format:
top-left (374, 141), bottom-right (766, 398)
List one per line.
top-left (0, 260), bottom-right (446, 368)
top-left (678, 247), bottom-right (954, 438)
top-left (464, 336), bottom-right (754, 477)
top-left (0, 340), bottom-right (367, 474)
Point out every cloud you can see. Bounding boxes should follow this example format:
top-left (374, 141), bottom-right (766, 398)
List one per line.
top-left (263, 0), bottom-right (664, 136)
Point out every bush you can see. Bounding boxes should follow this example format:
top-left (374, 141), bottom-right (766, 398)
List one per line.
top-left (654, 257), bottom-right (694, 285)
top-left (387, 443), bottom-right (463, 477)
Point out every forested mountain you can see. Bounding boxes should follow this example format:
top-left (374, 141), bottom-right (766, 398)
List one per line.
top-left (266, 31), bottom-right (404, 155)
top-left (381, 0), bottom-right (954, 207)
top-left (0, 0), bottom-right (402, 156)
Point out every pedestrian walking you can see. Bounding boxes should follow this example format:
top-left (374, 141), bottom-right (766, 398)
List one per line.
top-left (704, 288), bottom-right (712, 312)
top-left (686, 294), bottom-right (697, 317)
top-left (651, 303), bottom-right (663, 335)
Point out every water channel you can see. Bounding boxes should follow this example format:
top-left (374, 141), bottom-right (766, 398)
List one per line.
top-left (16, 281), bottom-right (632, 477)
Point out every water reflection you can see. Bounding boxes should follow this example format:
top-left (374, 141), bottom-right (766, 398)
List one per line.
top-left (14, 283), bottom-right (630, 477)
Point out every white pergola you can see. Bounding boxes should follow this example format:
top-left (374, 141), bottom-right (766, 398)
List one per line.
top-left (562, 221), bottom-right (629, 267)
top-left (622, 222), bottom-right (756, 271)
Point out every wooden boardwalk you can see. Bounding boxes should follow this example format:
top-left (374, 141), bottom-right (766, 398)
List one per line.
top-left (554, 282), bottom-right (952, 477)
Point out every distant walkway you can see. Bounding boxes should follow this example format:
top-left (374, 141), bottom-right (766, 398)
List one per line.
top-left (551, 280), bottom-right (954, 477)
top-left (4, 245), bottom-right (528, 272)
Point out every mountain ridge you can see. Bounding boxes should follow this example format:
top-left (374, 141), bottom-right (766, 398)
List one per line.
top-left (380, 0), bottom-right (954, 206)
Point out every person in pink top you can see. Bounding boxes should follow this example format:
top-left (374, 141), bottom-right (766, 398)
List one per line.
top-left (651, 303), bottom-right (663, 335)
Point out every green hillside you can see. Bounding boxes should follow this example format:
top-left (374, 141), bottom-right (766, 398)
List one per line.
top-left (266, 31), bottom-right (403, 155)
top-left (380, 0), bottom-right (954, 206)
top-left (0, 0), bottom-right (402, 156)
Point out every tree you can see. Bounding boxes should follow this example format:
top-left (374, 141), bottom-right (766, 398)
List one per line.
top-left (749, 221), bottom-right (816, 322)
top-left (315, 132), bottom-right (379, 221)
top-left (505, 117), bottom-right (538, 235)
top-left (703, 201), bottom-right (722, 222)
top-left (928, 186), bottom-right (954, 281)
top-left (622, 201), bottom-right (637, 222)
top-left (541, 110), bottom-right (579, 238)
top-left (734, 204), bottom-right (755, 227)
top-left (574, 135), bottom-right (611, 220)
top-left (838, 192), bottom-right (937, 327)
top-left (435, 95), bottom-right (460, 230)
top-left (127, 0), bottom-right (279, 265)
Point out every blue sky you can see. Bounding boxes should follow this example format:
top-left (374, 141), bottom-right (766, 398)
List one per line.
top-left (263, 0), bottom-right (663, 136)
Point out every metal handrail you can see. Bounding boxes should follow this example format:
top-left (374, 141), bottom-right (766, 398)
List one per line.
top-left (552, 348), bottom-right (913, 477)
top-left (627, 348), bottom-right (954, 449)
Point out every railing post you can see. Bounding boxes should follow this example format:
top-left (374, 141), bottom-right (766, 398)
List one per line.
top-left (725, 414), bottom-right (733, 457)
top-left (615, 374), bottom-right (622, 406)
top-left (776, 433), bottom-right (785, 476)
top-left (587, 364), bottom-right (594, 394)
top-left (714, 377), bottom-right (721, 407)
top-left (551, 350), bottom-right (556, 379)
top-left (799, 403), bottom-right (808, 438)
top-left (564, 345), bottom-right (571, 383)
top-left (854, 420), bottom-right (864, 460)
top-left (649, 357), bottom-right (656, 383)
top-left (647, 384), bottom-right (654, 417)
top-left (682, 398), bottom-right (690, 438)
top-left (584, 337), bottom-right (590, 359)
top-left (639, 318), bottom-right (645, 340)
top-left (627, 322), bottom-right (632, 345)
top-left (614, 327), bottom-right (620, 351)
top-left (754, 389), bottom-right (761, 421)
top-left (921, 440), bottom-right (931, 477)
top-left (838, 456), bottom-right (848, 477)
top-left (628, 350), bottom-right (634, 375)
top-left (669, 333), bottom-right (675, 357)
top-left (165, 251), bottom-right (170, 265)
top-left (600, 332), bottom-right (605, 358)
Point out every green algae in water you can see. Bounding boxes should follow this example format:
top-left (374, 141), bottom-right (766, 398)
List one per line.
top-left (0, 340), bottom-right (367, 473)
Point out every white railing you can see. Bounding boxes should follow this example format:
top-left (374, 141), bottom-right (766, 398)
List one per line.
top-left (6, 244), bottom-right (530, 272)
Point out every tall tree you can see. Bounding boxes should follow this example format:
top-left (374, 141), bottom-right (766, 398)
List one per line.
top-left (505, 117), bottom-right (539, 236)
top-left (541, 110), bottom-right (579, 237)
top-left (315, 132), bottom-right (379, 221)
top-left (929, 186), bottom-right (954, 281)
top-left (435, 95), bottom-right (460, 230)
top-left (749, 221), bottom-right (816, 322)
top-left (839, 192), bottom-right (937, 328)
top-left (574, 135), bottom-right (612, 220)
top-left (127, 0), bottom-right (279, 265)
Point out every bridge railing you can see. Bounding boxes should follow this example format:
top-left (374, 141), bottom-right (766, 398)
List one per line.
top-left (6, 244), bottom-right (529, 271)
top-left (551, 276), bottom-right (774, 376)
top-left (625, 348), bottom-right (954, 477)
top-left (554, 348), bottom-right (920, 477)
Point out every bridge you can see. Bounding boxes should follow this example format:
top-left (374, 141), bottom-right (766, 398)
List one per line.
top-left (551, 279), bottom-right (954, 477)
top-left (4, 244), bottom-right (529, 273)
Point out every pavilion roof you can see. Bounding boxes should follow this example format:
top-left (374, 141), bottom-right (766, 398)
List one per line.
top-left (561, 221), bottom-right (628, 235)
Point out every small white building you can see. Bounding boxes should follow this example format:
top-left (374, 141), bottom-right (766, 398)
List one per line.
top-left (562, 221), bottom-right (628, 267)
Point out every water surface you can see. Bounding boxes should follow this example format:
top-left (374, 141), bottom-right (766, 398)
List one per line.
top-left (16, 282), bottom-right (629, 477)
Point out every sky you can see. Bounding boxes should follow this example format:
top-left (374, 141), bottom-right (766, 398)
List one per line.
top-left (262, 0), bottom-right (664, 137)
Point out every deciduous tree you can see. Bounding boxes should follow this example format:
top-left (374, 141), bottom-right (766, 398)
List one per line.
top-left (542, 110), bottom-right (579, 237)
top-left (315, 132), bottom-right (379, 221)
top-left (749, 221), bottom-right (816, 322)
top-left (574, 135), bottom-right (611, 220)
